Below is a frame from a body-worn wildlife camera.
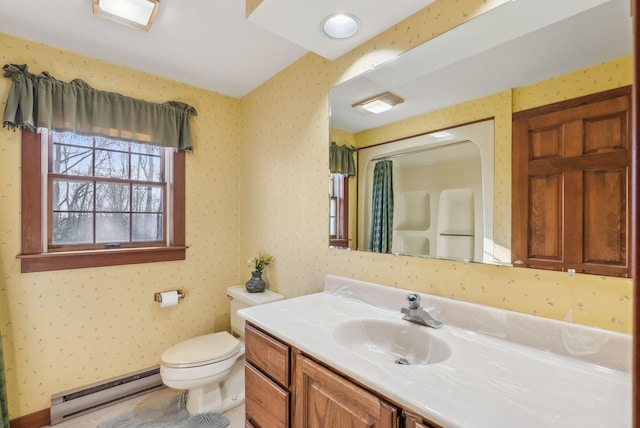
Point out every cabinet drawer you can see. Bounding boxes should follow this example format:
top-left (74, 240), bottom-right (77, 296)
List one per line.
top-left (245, 323), bottom-right (290, 387)
top-left (245, 362), bottom-right (290, 428)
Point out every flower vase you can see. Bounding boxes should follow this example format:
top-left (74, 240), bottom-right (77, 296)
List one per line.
top-left (245, 270), bottom-right (266, 293)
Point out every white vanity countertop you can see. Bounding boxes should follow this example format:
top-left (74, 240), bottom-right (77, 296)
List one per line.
top-left (238, 275), bottom-right (632, 428)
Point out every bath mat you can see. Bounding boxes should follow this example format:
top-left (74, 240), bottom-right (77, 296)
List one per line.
top-left (98, 391), bottom-right (229, 428)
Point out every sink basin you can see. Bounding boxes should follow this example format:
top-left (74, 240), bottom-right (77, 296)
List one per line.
top-left (332, 318), bottom-right (451, 366)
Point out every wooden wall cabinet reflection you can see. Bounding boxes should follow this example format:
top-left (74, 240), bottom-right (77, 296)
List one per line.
top-left (512, 86), bottom-right (632, 277)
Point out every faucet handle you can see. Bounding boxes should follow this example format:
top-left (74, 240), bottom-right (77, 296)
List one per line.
top-left (406, 293), bottom-right (421, 309)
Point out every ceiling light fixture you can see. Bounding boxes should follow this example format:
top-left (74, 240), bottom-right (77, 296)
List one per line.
top-left (321, 13), bottom-right (359, 39)
top-left (93, 0), bottom-right (160, 32)
top-left (352, 92), bottom-right (404, 114)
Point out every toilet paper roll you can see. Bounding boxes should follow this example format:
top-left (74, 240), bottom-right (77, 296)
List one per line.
top-left (159, 291), bottom-right (180, 308)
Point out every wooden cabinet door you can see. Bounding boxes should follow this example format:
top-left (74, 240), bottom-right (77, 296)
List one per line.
top-left (293, 354), bottom-right (397, 428)
top-left (512, 87), bottom-right (631, 277)
top-left (245, 363), bottom-right (290, 428)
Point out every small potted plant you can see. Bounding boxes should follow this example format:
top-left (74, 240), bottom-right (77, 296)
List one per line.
top-left (245, 251), bottom-right (273, 293)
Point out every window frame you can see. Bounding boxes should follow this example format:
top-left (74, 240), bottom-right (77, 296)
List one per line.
top-left (47, 132), bottom-right (168, 252)
top-left (329, 173), bottom-right (349, 248)
top-left (18, 130), bottom-right (186, 273)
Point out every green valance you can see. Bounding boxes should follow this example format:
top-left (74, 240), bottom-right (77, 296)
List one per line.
top-left (329, 141), bottom-right (356, 176)
top-left (2, 64), bottom-right (197, 151)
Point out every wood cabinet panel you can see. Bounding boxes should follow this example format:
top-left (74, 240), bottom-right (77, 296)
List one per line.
top-left (513, 86), bottom-right (631, 277)
top-left (584, 113), bottom-right (627, 153)
top-left (530, 126), bottom-right (562, 160)
top-left (245, 363), bottom-right (290, 428)
top-left (528, 174), bottom-right (563, 260)
top-left (245, 323), bottom-right (290, 388)
top-left (293, 354), bottom-right (397, 428)
top-left (583, 168), bottom-right (627, 265)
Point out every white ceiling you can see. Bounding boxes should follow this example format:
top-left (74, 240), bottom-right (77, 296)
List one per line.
top-left (0, 0), bottom-right (434, 98)
top-left (248, 0), bottom-right (435, 61)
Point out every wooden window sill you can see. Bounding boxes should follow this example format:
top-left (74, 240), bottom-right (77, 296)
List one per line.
top-left (17, 246), bottom-right (187, 273)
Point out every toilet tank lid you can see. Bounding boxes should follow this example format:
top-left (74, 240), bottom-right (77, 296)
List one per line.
top-left (161, 332), bottom-right (240, 366)
top-left (227, 285), bottom-right (284, 305)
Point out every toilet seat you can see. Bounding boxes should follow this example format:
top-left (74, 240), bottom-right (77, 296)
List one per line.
top-left (161, 332), bottom-right (240, 368)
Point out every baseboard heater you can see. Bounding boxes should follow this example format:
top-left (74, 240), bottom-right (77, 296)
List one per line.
top-left (50, 365), bottom-right (164, 425)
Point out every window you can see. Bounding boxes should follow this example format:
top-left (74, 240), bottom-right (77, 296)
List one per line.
top-left (329, 173), bottom-right (349, 248)
top-left (19, 130), bottom-right (186, 272)
top-left (48, 131), bottom-right (168, 251)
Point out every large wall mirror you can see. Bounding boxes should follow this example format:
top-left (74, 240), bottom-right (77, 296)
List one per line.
top-left (329, 0), bottom-right (632, 268)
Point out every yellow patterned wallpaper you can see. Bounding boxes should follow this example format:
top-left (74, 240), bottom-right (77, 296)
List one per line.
top-left (0, 34), bottom-right (241, 417)
top-left (0, 0), bottom-right (634, 421)
top-left (513, 55), bottom-right (633, 111)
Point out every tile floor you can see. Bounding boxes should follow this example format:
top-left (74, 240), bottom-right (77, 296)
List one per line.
top-left (44, 387), bottom-right (245, 428)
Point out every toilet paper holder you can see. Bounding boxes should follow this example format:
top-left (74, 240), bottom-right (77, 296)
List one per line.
top-left (154, 290), bottom-right (185, 303)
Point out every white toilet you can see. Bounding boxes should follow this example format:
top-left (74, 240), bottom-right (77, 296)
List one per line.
top-left (159, 286), bottom-right (284, 414)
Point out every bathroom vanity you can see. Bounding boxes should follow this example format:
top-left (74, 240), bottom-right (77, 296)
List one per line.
top-left (244, 322), bottom-right (431, 427)
top-left (239, 275), bottom-right (631, 427)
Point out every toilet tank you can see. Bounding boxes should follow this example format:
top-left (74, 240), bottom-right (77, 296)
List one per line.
top-left (227, 286), bottom-right (284, 337)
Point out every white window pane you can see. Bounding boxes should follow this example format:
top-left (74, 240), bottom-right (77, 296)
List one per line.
top-left (132, 214), bottom-right (163, 241)
top-left (96, 182), bottom-right (130, 212)
top-left (52, 144), bottom-right (93, 175)
top-left (52, 213), bottom-right (93, 244)
top-left (132, 185), bottom-right (163, 212)
top-left (96, 213), bottom-right (130, 242)
top-left (94, 149), bottom-right (129, 179)
top-left (131, 153), bottom-right (161, 181)
top-left (329, 218), bottom-right (337, 237)
top-left (52, 180), bottom-right (94, 211)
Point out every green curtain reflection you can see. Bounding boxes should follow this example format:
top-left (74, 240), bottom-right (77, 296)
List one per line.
top-left (329, 142), bottom-right (356, 176)
top-left (368, 160), bottom-right (394, 253)
top-left (2, 64), bottom-right (197, 150)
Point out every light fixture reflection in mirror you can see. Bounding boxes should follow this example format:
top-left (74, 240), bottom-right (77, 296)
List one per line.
top-left (352, 92), bottom-right (404, 114)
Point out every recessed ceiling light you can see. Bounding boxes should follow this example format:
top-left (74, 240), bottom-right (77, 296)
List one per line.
top-left (321, 13), bottom-right (359, 39)
top-left (93, 0), bottom-right (160, 32)
top-left (352, 92), bottom-right (404, 114)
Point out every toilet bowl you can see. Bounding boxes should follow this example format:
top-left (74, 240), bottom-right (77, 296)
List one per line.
top-left (159, 286), bottom-right (284, 414)
top-left (160, 332), bottom-right (245, 414)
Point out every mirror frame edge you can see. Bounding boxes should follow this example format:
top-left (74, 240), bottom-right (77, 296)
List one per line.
top-left (632, 0), bottom-right (638, 424)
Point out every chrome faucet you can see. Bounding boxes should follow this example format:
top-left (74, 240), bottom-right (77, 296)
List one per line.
top-left (400, 293), bottom-right (443, 329)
